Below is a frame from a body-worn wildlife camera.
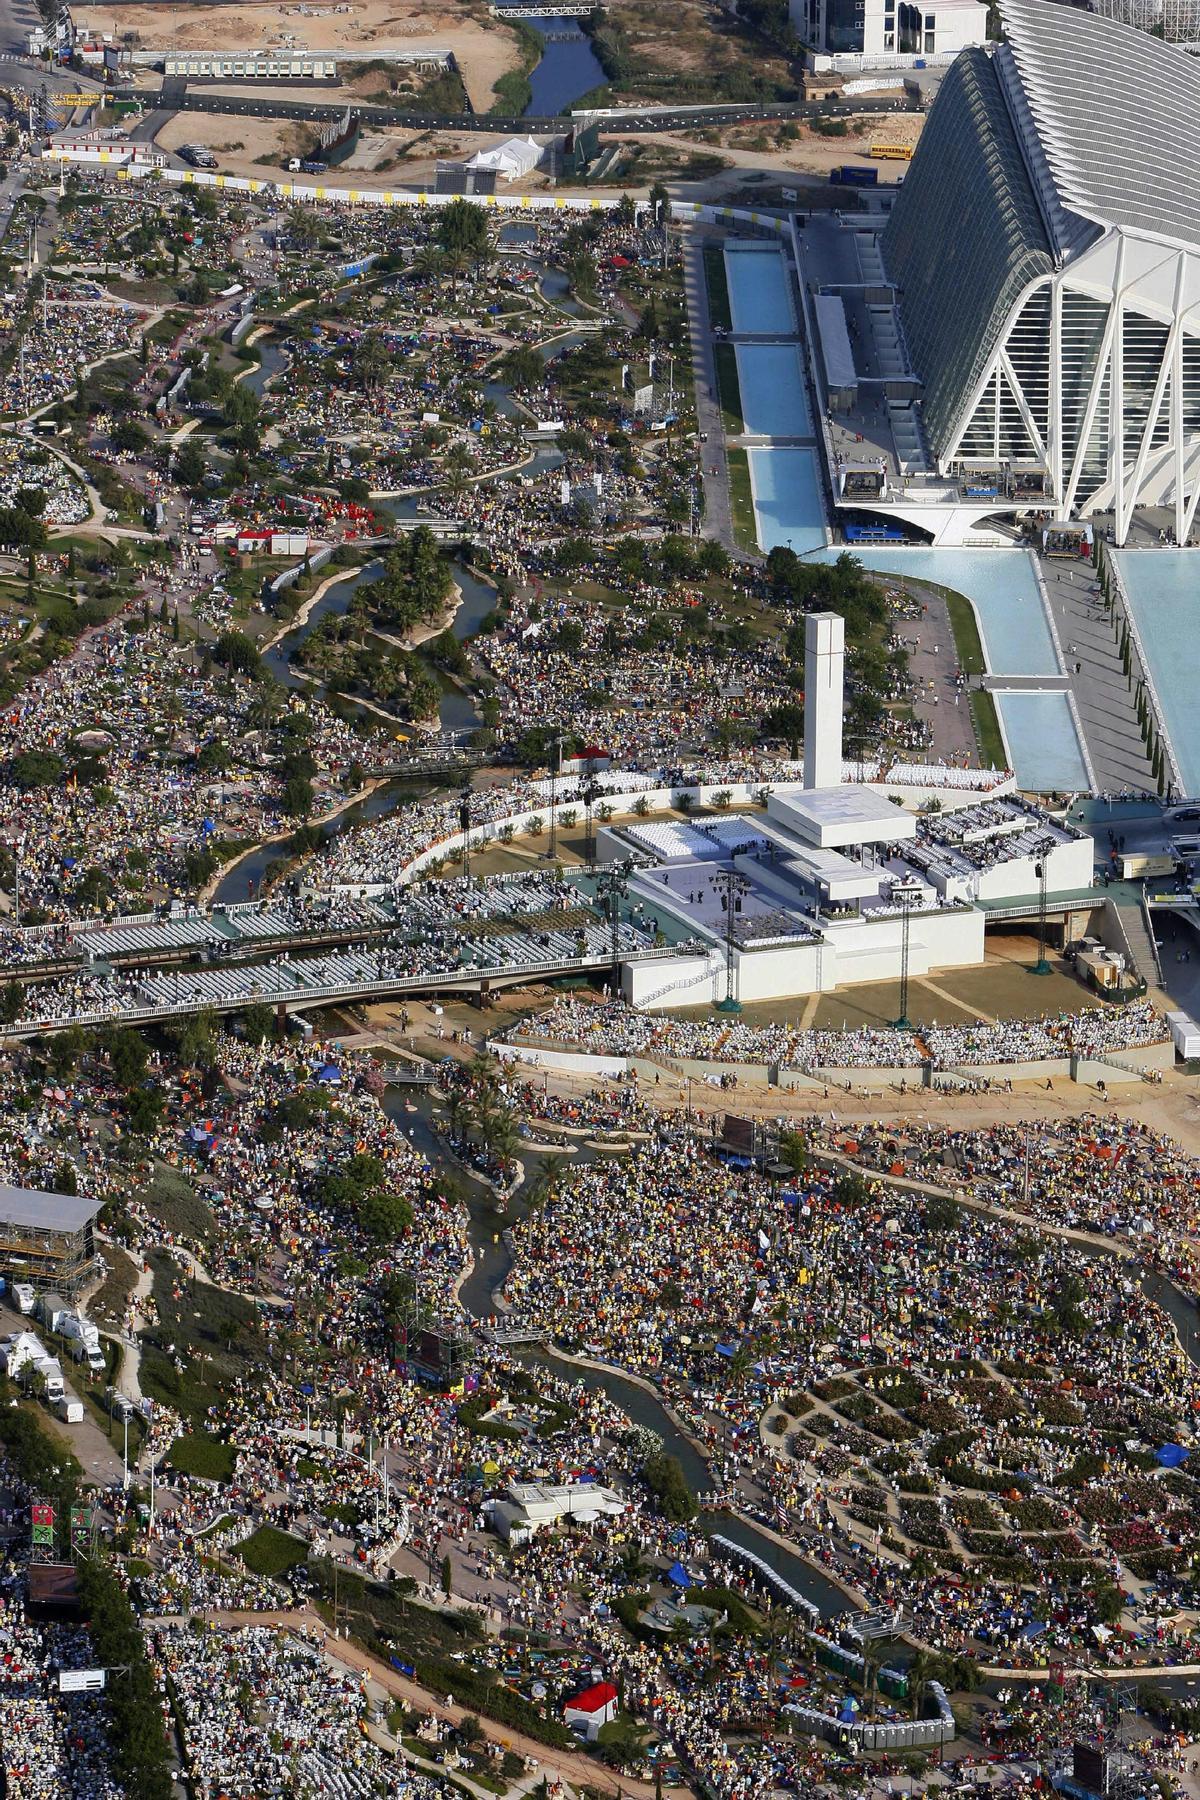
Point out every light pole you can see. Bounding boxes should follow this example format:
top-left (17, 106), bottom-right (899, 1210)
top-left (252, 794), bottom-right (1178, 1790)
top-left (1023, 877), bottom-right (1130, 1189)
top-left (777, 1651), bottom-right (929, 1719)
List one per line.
top-left (595, 857), bottom-right (634, 989)
top-left (546, 732), bottom-right (564, 863)
top-left (892, 888), bottom-right (914, 1030)
top-left (458, 780), bottom-right (472, 883)
top-left (5, 836), bottom-right (19, 929)
top-left (713, 869), bottom-right (749, 1015)
top-left (1031, 858), bottom-right (1052, 974)
top-left (581, 772), bottom-right (603, 867)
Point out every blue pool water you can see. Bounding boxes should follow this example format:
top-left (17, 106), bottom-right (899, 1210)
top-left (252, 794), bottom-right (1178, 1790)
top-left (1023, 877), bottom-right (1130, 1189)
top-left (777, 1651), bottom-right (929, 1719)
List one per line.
top-left (1115, 550), bottom-right (1200, 795)
top-left (748, 448), bottom-right (826, 554)
top-left (995, 691), bottom-right (1089, 793)
top-left (735, 343), bottom-right (812, 438)
top-left (724, 245), bottom-right (796, 336)
top-left (832, 548), bottom-right (1060, 678)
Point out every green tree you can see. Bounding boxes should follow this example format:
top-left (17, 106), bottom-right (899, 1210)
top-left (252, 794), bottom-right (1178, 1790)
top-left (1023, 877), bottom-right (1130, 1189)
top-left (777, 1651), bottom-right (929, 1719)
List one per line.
top-left (241, 1002), bottom-right (275, 1045)
top-left (357, 1188), bottom-right (415, 1244)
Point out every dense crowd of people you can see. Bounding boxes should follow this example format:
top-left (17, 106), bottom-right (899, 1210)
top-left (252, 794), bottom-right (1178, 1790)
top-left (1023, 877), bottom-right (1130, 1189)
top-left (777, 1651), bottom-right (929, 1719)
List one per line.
top-left (0, 1604), bottom-right (123, 1800)
top-left (502, 994), bottom-right (1169, 1073)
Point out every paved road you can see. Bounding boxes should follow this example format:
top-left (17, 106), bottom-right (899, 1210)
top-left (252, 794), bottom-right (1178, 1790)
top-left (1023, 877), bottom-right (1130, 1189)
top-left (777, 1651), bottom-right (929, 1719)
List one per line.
top-left (1043, 556), bottom-right (1156, 793)
top-left (0, 0), bottom-right (37, 58)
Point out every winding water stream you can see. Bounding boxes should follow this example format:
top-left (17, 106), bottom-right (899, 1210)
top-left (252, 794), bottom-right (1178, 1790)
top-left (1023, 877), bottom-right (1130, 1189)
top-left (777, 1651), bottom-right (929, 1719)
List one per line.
top-left (379, 1089), bottom-right (853, 1615)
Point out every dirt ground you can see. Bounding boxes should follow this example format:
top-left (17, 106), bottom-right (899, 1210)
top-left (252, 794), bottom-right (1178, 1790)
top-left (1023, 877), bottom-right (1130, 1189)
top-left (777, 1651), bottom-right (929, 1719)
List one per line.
top-left (596, 0), bottom-right (794, 92)
top-left (74, 0), bottom-right (522, 109)
top-left (614, 112), bottom-right (922, 186)
top-left (153, 109), bottom-right (533, 185)
top-left (360, 988), bottom-right (1200, 1158)
top-left (155, 109), bottom-right (309, 174)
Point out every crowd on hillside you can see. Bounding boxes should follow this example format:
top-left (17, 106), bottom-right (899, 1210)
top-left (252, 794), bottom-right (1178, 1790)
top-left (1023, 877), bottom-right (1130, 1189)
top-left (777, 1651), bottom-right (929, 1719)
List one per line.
top-left (0, 287), bottom-right (145, 418)
top-left (0, 615), bottom-right (387, 920)
top-left (502, 994), bottom-right (1169, 1074)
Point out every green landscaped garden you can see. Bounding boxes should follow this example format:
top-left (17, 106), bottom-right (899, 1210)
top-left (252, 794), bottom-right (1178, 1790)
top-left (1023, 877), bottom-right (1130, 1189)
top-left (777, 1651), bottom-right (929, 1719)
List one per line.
top-left (726, 447), bottom-right (759, 554)
top-left (970, 690), bottom-right (1008, 771)
top-left (166, 1431), bottom-right (237, 1483)
top-left (704, 244), bottom-right (732, 332)
top-left (714, 342), bottom-right (744, 434)
top-left (237, 1525), bottom-right (310, 1578)
top-left (935, 580), bottom-right (1006, 767)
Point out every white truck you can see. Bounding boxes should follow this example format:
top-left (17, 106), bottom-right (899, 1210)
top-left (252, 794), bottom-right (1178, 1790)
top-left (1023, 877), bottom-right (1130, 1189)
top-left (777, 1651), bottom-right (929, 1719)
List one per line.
top-left (11, 1282), bottom-right (35, 1315)
top-left (60, 1313), bottom-right (105, 1373)
top-left (36, 1292), bottom-right (71, 1335)
top-left (55, 1395), bottom-right (84, 1424)
top-left (36, 1357), bottom-right (64, 1404)
top-left (69, 1336), bottom-right (107, 1374)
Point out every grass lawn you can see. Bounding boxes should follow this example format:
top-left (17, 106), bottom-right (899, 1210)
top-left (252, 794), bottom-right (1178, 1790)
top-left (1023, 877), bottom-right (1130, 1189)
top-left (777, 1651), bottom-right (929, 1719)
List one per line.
top-left (726, 447), bottom-right (759, 554)
top-left (238, 1525), bottom-right (310, 1578)
top-left (140, 1252), bottom-right (264, 1423)
top-left (940, 585), bottom-right (987, 678)
top-left (713, 341), bottom-right (743, 434)
top-left (166, 1430), bottom-right (236, 1483)
top-left (703, 244), bottom-right (732, 332)
top-left (970, 690), bottom-right (1008, 770)
top-left (134, 1167), bottom-right (215, 1244)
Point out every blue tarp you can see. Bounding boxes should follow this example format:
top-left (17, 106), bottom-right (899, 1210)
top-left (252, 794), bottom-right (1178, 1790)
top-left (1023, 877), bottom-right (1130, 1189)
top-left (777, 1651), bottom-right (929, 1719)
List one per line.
top-left (667, 1562), bottom-right (692, 1588)
top-left (317, 1065), bottom-right (342, 1083)
top-left (1023, 1619), bottom-right (1049, 1640)
top-left (1155, 1443), bottom-right (1189, 1467)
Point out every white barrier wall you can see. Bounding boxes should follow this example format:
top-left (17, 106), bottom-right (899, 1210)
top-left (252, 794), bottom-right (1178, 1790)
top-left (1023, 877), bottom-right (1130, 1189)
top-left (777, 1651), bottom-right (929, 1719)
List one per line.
top-left (113, 164), bottom-right (633, 210)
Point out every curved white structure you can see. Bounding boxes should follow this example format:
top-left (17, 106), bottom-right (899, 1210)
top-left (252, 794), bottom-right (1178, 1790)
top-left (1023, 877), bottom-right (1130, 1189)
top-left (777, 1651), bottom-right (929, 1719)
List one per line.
top-left (884, 0), bottom-right (1200, 545)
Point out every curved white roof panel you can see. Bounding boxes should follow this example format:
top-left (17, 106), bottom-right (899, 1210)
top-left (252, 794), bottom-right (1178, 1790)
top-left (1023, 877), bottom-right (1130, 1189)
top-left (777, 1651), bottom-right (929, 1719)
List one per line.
top-left (1000, 0), bottom-right (1200, 254)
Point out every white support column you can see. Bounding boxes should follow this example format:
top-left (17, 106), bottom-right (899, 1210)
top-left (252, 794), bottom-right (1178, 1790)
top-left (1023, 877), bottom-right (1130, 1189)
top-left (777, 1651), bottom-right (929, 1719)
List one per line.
top-left (1174, 287), bottom-right (1187, 546)
top-left (1064, 249), bottom-right (1125, 518)
top-left (1111, 288), bottom-right (1125, 540)
top-left (1049, 275), bottom-right (1064, 511)
top-left (992, 365), bottom-right (1001, 461)
top-left (1182, 443), bottom-right (1200, 544)
top-left (998, 348), bottom-right (1047, 460)
top-left (1122, 258), bottom-right (1185, 547)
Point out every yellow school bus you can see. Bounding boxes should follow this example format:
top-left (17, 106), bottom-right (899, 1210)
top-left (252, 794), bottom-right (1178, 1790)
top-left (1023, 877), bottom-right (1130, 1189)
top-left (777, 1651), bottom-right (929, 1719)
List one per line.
top-left (870, 143), bottom-right (914, 160)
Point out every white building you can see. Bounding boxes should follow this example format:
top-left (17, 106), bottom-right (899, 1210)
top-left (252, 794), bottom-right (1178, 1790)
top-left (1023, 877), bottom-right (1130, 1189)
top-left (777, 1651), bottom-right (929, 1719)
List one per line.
top-left (40, 134), bottom-right (165, 172)
top-left (793, 0), bottom-right (988, 67)
top-left (485, 1481), bottom-right (626, 1544)
top-left (876, 0), bottom-right (1200, 546)
top-left (163, 50), bottom-right (338, 80)
top-left (563, 1682), bottom-right (619, 1742)
top-left (593, 613), bottom-right (1094, 1010)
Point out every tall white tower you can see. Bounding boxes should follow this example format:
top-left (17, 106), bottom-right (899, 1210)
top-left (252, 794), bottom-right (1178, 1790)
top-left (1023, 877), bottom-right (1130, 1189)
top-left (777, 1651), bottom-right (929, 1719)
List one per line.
top-left (803, 610), bottom-right (845, 791)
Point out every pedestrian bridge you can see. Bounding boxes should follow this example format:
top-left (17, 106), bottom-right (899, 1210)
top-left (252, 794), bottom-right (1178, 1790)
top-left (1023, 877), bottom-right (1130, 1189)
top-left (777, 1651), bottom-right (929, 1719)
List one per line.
top-left (2, 945), bottom-right (674, 1039)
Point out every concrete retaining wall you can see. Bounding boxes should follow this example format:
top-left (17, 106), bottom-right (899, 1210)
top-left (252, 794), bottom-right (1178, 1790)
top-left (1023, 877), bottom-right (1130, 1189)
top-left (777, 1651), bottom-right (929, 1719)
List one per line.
top-left (491, 1036), bottom-right (1173, 1093)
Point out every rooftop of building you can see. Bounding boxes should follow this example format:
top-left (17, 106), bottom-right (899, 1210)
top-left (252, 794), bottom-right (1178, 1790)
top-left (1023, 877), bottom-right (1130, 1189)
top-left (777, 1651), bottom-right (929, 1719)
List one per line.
top-left (0, 1186), bottom-right (102, 1236)
top-left (1000, 0), bottom-right (1200, 256)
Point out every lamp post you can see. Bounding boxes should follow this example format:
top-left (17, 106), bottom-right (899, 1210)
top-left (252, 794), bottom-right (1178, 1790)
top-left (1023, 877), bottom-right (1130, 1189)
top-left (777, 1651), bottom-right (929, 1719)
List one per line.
top-left (546, 731), bottom-right (564, 863)
top-left (595, 857), bottom-right (634, 989)
top-left (891, 888), bottom-right (914, 1030)
top-left (581, 772), bottom-right (603, 867)
top-left (1031, 858), bottom-right (1052, 974)
top-left (4, 834), bottom-right (20, 928)
top-left (458, 780), bottom-right (473, 883)
top-left (713, 869), bottom-right (749, 1015)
